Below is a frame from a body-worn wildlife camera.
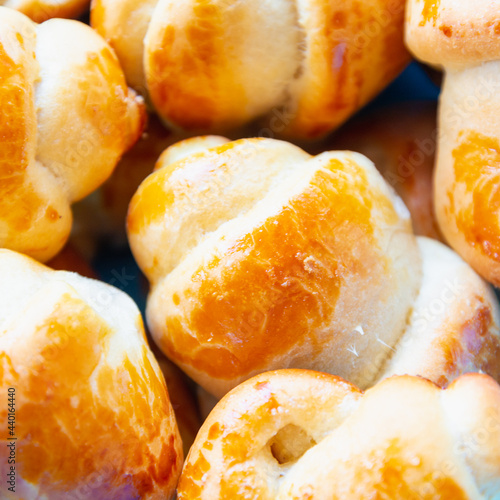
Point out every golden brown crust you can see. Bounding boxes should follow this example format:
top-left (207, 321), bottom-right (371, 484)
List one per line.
top-left (0, 249), bottom-right (183, 499)
top-left (1, 0), bottom-right (90, 22)
top-left (144, 0), bottom-right (242, 130)
top-left (0, 8), bottom-right (144, 262)
top-left (91, 0), bottom-right (159, 90)
top-left (434, 62), bottom-right (500, 286)
top-left (178, 370), bottom-right (500, 499)
top-left (281, 0), bottom-right (410, 138)
top-left (406, 0), bottom-right (500, 69)
top-left (143, 0), bottom-right (301, 132)
top-left (92, 0), bottom-right (410, 138)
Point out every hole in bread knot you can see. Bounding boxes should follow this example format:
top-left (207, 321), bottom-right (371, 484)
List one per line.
top-left (268, 424), bottom-right (317, 465)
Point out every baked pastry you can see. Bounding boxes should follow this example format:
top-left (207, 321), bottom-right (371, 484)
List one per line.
top-left (127, 137), bottom-right (500, 398)
top-left (0, 0), bottom-right (89, 22)
top-left (91, 0), bottom-right (410, 139)
top-left (405, 0), bottom-right (500, 285)
top-left (0, 249), bottom-right (183, 499)
top-left (0, 7), bottom-right (145, 262)
top-left (327, 101), bottom-right (443, 241)
top-left (178, 370), bottom-right (500, 499)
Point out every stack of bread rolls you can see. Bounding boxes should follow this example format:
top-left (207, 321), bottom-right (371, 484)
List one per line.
top-left (1, 0), bottom-right (500, 497)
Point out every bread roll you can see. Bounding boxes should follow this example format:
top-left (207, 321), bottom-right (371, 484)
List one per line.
top-left (0, 249), bottom-right (182, 499)
top-left (128, 137), bottom-right (500, 398)
top-left (0, 0), bottom-right (89, 22)
top-left (0, 7), bottom-right (145, 262)
top-left (178, 370), bottom-right (500, 499)
top-left (406, 0), bottom-right (500, 286)
top-left (91, 0), bottom-right (410, 139)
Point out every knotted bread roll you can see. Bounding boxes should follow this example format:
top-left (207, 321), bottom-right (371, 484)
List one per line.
top-left (127, 137), bottom-right (500, 398)
top-left (0, 249), bottom-right (183, 499)
top-left (0, 7), bottom-right (145, 262)
top-left (0, 0), bottom-right (89, 22)
top-left (91, 0), bottom-right (409, 139)
top-left (178, 370), bottom-right (500, 499)
top-left (406, 0), bottom-right (500, 285)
